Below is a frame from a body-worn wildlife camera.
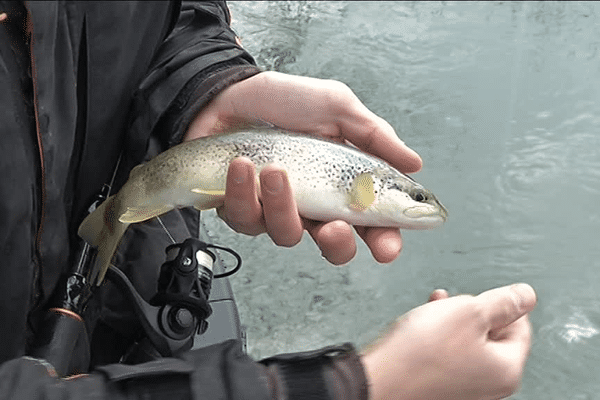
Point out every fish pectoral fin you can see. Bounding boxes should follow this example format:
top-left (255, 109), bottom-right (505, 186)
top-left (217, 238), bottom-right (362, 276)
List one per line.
top-left (191, 188), bottom-right (226, 196)
top-left (349, 173), bottom-right (376, 211)
top-left (119, 204), bottom-right (174, 223)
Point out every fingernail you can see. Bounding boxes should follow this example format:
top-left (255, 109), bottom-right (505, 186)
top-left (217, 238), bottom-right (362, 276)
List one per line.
top-left (511, 283), bottom-right (537, 312)
top-left (263, 170), bottom-right (283, 194)
top-left (233, 167), bottom-right (246, 184)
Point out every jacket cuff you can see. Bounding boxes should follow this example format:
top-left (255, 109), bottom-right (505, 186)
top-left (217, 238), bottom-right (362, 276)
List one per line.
top-left (259, 343), bottom-right (369, 400)
top-left (160, 63), bottom-right (263, 148)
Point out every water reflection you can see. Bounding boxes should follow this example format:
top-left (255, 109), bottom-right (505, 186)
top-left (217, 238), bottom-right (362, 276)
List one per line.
top-left (224, 2), bottom-right (600, 398)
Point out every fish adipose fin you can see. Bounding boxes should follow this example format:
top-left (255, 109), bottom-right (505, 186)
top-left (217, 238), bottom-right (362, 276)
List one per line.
top-left (349, 173), bottom-right (376, 211)
top-left (119, 204), bottom-right (174, 223)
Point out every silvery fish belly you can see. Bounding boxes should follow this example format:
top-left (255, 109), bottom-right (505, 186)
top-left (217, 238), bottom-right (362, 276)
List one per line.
top-left (79, 128), bottom-right (447, 283)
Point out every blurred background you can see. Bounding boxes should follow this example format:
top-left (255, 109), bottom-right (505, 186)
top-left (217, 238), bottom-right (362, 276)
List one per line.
top-left (201, 2), bottom-right (600, 398)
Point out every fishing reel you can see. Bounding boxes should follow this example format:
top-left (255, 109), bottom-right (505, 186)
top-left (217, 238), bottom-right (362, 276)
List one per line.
top-left (107, 238), bottom-right (242, 363)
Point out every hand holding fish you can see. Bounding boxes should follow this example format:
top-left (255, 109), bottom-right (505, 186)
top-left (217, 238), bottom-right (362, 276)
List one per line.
top-left (185, 71), bottom-right (425, 264)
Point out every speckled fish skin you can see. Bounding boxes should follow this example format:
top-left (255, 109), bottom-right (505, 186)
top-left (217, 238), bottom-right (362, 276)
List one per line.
top-left (128, 129), bottom-right (447, 226)
top-left (79, 128), bottom-right (447, 283)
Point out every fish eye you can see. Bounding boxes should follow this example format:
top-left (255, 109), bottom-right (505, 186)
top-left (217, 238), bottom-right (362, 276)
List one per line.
top-left (413, 191), bottom-right (428, 202)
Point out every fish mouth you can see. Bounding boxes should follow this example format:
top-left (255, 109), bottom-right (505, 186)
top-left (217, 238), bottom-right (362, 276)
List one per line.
top-left (403, 200), bottom-right (448, 222)
top-left (437, 200), bottom-right (449, 221)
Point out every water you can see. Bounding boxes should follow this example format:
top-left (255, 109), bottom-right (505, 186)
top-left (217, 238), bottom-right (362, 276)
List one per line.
top-left (202, 2), bottom-right (600, 398)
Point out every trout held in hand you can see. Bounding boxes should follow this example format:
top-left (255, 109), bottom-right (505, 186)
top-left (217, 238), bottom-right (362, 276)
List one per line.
top-left (79, 129), bottom-right (448, 284)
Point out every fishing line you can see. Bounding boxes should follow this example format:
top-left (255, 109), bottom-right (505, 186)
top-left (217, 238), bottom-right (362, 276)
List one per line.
top-left (106, 152), bottom-right (123, 197)
top-left (156, 215), bottom-right (177, 244)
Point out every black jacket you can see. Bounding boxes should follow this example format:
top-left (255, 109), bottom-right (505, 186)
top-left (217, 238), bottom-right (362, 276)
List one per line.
top-left (0, 2), bottom-right (367, 399)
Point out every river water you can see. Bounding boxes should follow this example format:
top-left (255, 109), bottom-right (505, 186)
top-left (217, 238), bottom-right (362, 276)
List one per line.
top-left (202, 2), bottom-right (600, 398)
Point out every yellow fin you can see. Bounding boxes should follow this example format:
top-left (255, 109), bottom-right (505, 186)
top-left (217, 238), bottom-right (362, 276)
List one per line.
top-left (119, 204), bottom-right (174, 223)
top-left (190, 187), bottom-right (226, 210)
top-left (78, 195), bottom-right (116, 246)
top-left (349, 173), bottom-right (375, 211)
top-left (191, 188), bottom-right (226, 196)
top-left (78, 195), bottom-right (130, 285)
top-left (193, 198), bottom-right (224, 211)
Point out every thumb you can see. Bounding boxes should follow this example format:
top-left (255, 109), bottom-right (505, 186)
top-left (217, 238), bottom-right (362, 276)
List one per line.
top-left (428, 288), bottom-right (449, 302)
top-left (476, 283), bottom-right (537, 331)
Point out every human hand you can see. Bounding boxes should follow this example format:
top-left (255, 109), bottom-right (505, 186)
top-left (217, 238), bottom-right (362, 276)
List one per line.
top-left (184, 71), bottom-right (422, 264)
top-left (361, 283), bottom-right (537, 400)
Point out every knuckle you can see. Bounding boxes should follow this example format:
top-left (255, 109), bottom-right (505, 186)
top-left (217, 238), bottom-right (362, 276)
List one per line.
top-left (325, 78), bottom-right (352, 94)
top-left (224, 206), bottom-right (258, 225)
top-left (217, 207), bottom-right (265, 236)
top-left (323, 80), bottom-right (357, 112)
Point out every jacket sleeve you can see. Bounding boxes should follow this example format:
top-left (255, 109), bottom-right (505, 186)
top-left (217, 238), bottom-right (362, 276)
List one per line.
top-left (0, 341), bottom-right (270, 400)
top-left (127, 1), bottom-right (262, 161)
top-left (0, 341), bottom-right (368, 400)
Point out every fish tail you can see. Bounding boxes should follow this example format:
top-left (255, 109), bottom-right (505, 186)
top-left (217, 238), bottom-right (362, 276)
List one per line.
top-left (78, 195), bottom-right (130, 284)
top-left (93, 218), bottom-right (129, 284)
top-left (78, 195), bottom-right (114, 246)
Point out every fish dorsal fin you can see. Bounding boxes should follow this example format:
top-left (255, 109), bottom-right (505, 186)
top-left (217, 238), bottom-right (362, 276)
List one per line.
top-left (128, 164), bottom-right (145, 178)
top-left (119, 204), bottom-right (174, 223)
top-left (349, 172), bottom-right (376, 211)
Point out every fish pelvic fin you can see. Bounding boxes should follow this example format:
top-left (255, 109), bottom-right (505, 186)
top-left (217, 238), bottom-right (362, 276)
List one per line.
top-left (78, 195), bottom-right (130, 285)
top-left (190, 188), bottom-right (226, 211)
top-left (349, 172), bottom-right (376, 211)
top-left (119, 204), bottom-right (174, 223)
top-left (191, 188), bottom-right (226, 196)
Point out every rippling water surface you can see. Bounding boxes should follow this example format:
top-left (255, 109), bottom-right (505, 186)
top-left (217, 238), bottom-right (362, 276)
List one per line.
top-left (203, 2), bottom-right (600, 398)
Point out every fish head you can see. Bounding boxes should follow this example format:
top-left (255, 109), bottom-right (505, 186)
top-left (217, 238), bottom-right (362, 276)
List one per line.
top-left (376, 174), bottom-right (448, 229)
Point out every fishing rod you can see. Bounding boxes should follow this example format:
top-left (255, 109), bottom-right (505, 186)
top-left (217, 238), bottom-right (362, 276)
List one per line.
top-left (28, 188), bottom-right (242, 376)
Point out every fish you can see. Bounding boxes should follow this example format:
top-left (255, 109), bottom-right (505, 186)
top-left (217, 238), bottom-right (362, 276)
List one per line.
top-left (78, 129), bottom-right (448, 284)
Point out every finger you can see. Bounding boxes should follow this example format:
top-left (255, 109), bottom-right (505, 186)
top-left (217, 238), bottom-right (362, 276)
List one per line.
top-left (219, 158), bottom-right (266, 236)
top-left (476, 283), bottom-right (537, 332)
top-left (305, 220), bottom-right (357, 265)
top-left (428, 289), bottom-right (450, 302)
top-left (259, 165), bottom-right (304, 247)
top-left (337, 100), bottom-right (422, 173)
top-left (355, 226), bottom-right (402, 263)
top-left (489, 313), bottom-right (531, 344)
top-left (487, 314), bottom-right (532, 392)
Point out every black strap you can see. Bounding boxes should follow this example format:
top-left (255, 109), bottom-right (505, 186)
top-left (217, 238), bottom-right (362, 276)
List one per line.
top-left (279, 357), bottom-right (330, 399)
top-left (261, 343), bottom-right (357, 400)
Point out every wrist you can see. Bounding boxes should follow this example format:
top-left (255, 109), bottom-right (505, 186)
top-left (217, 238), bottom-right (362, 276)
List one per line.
top-left (360, 350), bottom-right (389, 400)
top-left (360, 345), bottom-right (416, 400)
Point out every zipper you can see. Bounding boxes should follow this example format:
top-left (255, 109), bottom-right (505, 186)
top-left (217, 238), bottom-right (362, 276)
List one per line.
top-left (27, 3), bottom-right (46, 311)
